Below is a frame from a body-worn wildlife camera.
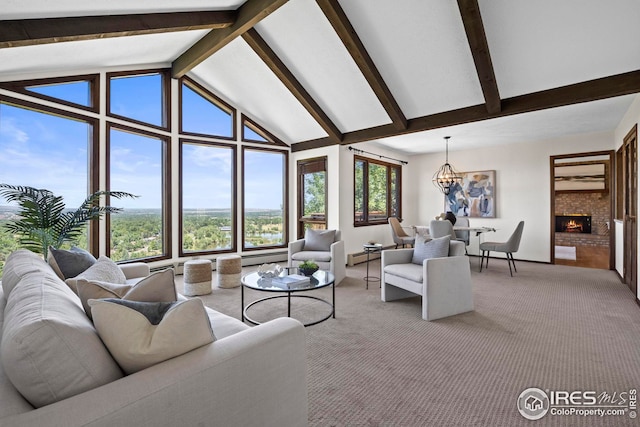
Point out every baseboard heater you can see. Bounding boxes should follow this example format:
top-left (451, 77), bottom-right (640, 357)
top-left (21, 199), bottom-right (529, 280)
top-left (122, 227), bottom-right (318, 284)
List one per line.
top-left (347, 245), bottom-right (394, 266)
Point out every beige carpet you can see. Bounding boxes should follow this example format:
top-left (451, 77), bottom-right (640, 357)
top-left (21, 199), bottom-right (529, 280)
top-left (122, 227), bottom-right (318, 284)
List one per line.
top-left (179, 259), bottom-right (640, 427)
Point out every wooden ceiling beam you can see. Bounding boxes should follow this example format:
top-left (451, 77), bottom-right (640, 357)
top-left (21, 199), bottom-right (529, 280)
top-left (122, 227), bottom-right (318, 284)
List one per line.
top-left (242, 28), bottom-right (342, 142)
top-left (456, 0), bottom-right (501, 114)
top-left (316, 0), bottom-right (407, 130)
top-left (0, 11), bottom-right (237, 49)
top-left (172, 0), bottom-right (289, 78)
top-left (292, 69), bottom-right (640, 152)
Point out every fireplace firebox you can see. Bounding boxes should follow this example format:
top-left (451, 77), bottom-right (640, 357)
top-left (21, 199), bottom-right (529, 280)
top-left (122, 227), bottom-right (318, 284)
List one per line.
top-left (555, 215), bottom-right (591, 233)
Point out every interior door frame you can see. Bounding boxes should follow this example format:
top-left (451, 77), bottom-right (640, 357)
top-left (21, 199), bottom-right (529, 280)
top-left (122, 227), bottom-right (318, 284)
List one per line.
top-left (618, 125), bottom-right (638, 300)
top-left (549, 150), bottom-right (615, 268)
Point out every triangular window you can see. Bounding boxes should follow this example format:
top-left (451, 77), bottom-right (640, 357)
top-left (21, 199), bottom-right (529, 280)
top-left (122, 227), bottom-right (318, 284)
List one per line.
top-left (180, 78), bottom-right (235, 139)
top-left (0, 75), bottom-right (98, 111)
top-left (241, 115), bottom-right (287, 147)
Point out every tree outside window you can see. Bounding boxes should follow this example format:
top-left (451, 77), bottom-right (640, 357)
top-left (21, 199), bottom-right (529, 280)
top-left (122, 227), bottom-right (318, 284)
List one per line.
top-left (354, 156), bottom-right (401, 225)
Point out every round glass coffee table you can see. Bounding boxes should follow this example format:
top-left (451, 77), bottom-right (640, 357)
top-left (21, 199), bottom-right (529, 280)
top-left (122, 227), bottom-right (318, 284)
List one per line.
top-left (241, 269), bottom-right (335, 327)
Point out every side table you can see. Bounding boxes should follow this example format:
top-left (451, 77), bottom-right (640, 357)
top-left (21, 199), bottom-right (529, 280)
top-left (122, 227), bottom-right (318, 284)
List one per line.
top-left (363, 243), bottom-right (383, 289)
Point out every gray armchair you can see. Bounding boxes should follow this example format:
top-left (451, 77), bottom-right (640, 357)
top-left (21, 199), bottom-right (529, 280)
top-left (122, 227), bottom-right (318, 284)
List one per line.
top-left (381, 238), bottom-right (473, 321)
top-left (288, 229), bottom-right (346, 285)
top-left (480, 221), bottom-right (525, 276)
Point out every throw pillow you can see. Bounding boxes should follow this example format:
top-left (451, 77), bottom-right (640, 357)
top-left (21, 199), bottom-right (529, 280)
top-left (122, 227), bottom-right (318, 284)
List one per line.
top-left (47, 246), bottom-right (97, 280)
top-left (89, 298), bottom-right (215, 374)
top-left (412, 235), bottom-right (450, 265)
top-left (65, 256), bottom-right (126, 294)
top-left (303, 229), bottom-right (336, 251)
top-left (76, 268), bottom-right (178, 319)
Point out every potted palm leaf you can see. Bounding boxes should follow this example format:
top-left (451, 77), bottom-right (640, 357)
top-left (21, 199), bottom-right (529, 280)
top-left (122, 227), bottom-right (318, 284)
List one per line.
top-left (0, 184), bottom-right (137, 259)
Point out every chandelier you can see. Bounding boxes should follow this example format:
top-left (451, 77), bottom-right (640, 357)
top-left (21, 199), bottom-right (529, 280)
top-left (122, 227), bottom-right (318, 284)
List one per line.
top-left (432, 136), bottom-right (462, 195)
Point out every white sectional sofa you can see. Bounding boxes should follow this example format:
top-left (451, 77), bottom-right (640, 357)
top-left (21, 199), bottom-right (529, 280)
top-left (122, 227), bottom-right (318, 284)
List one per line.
top-left (0, 249), bottom-right (308, 427)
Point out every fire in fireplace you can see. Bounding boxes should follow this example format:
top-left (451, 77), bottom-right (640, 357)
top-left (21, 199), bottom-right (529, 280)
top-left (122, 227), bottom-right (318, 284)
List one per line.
top-left (555, 215), bottom-right (592, 233)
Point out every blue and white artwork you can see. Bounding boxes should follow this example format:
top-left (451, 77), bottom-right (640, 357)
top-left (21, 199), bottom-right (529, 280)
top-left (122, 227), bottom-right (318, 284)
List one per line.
top-left (445, 170), bottom-right (495, 218)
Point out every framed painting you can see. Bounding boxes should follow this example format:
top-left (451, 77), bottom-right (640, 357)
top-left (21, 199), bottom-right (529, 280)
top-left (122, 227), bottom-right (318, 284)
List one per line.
top-left (554, 161), bottom-right (608, 192)
top-left (444, 170), bottom-right (496, 218)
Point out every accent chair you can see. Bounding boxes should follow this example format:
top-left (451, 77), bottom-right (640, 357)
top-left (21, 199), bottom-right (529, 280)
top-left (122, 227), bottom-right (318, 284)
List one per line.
top-left (288, 229), bottom-right (346, 285)
top-left (381, 236), bottom-right (473, 321)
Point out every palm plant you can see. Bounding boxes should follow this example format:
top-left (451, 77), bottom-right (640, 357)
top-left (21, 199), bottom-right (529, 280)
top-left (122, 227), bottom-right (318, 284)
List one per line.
top-left (0, 184), bottom-right (137, 259)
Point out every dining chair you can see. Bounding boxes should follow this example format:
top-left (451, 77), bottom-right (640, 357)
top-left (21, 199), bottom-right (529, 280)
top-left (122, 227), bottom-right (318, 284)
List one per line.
top-left (388, 217), bottom-right (415, 248)
top-left (429, 219), bottom-right (457, 240)
top-left (479, 221), bottom-right (525, 276)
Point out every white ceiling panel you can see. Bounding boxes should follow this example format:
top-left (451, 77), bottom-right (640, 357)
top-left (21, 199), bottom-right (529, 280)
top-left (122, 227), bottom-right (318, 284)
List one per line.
top-left (480, 0), bottom-right (640, 98)
top-left (372, 95), bottom-right (636, 155)
top-left (191, 38), bottom-right (327, 143)
top-left (0, 31), bottom-right (209, 78)
top-left (255, 0), bottom-right (391, 133)
top-left (1, 0), bottom-right (245, 19)
top-left (340, 0), bottom-right (486, 119)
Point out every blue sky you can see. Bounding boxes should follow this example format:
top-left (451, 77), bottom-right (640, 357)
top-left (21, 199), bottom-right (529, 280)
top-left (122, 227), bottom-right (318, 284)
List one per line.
top-left (0, 75), bottom-right (284, 210)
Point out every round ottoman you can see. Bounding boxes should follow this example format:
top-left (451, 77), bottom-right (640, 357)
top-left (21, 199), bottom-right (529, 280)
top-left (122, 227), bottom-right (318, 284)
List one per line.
top-left (183, 259), bottom-right (212, 296)
top-left (217, 255), bottom-right (241, 288)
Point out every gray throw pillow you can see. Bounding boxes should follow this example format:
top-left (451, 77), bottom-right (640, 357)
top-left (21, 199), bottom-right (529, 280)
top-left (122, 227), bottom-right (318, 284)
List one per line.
top-left (412, 235), bottom-right (450, 265)
top-left (303, 229), bottom-right (336, 251)
top-left (47, 246), bottom-right (97, 280)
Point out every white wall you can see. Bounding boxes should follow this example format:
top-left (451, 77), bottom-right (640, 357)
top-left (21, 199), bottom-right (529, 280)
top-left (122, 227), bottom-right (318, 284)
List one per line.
top-left (291, 142), bottom-right (413, 260)
top-left (407, 132), bottom-right (615, 262)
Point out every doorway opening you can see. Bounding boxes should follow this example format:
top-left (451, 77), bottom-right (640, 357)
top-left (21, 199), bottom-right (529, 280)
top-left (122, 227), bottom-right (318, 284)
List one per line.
top-left (550, 151), bottom-right (614, 269)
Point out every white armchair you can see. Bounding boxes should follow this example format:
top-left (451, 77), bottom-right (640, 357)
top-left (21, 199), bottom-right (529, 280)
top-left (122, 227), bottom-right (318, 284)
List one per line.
top-left (381, 238), bottom-right (473, 321)
top-left (288, 229), bottom-right (346, 285)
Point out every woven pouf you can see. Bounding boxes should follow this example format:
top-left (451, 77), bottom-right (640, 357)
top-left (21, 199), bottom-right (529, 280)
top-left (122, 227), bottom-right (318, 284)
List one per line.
top-left (183, 259), bottom-right (212, 296)
top-left (217, 255), bottom-right (242, 288)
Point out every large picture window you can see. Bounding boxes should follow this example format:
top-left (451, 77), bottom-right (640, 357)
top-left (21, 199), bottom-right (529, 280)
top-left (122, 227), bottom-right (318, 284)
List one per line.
top-left (0, 99), bottom-right (94, 274)
top-left (242, 148), bottom-right (287, 249)
top-left (180, 141), bottom-right (235, 254)
top-left (354, 155), bottom-right (401, 225)
top-left (108, 125), bottom-right (169, 262)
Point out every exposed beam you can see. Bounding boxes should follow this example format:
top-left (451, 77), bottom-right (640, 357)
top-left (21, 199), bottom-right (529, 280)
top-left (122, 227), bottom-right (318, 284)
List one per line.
top-left (0, 11), bottom-right (237, 49)
top-left (316, 0), bottom-right (407, 130)
top-left (172, 0), bottom-right (289, 78)
top-left (242, 28), bottom-right (342, 142)
top-left (456, 0), bottom-right (501, 114)
top-left (292, 69), bottom-right (640, 152)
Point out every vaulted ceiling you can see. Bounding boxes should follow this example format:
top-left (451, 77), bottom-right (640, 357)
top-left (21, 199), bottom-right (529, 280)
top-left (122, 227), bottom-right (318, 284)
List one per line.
top-left (1, 0), bottom-right (640, 154)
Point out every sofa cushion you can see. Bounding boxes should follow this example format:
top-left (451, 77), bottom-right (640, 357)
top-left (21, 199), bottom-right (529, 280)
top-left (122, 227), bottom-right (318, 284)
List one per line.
top-left (0, 272), bottom-right (123, 408)
top-left (47, 246), bottom-right (96, 280)
top-left (76, 268), bottom-right (177, 319)
top-left (303, 229), bottom-right (335, 251)
top-left (89, 298), bottom-right (215, 374)
top-left (291, 250), bottom-right (333, 263)
top-left (0, 291), bottom-right (34, 419)
top-left (1, 249), bottom-right (50, 297)
top-left (65, 256), bottom-right (127, 293)
top-left (412, 235), bottom-right (450, 265)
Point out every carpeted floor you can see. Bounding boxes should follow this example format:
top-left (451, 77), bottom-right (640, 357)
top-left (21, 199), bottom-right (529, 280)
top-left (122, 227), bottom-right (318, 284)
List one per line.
top-left (178, 258), bottom-right (640, 427)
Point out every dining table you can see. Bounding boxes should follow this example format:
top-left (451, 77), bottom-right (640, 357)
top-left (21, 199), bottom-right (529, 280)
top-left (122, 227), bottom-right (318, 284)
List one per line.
top-left (413, 224), bottom-right (496, 270)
